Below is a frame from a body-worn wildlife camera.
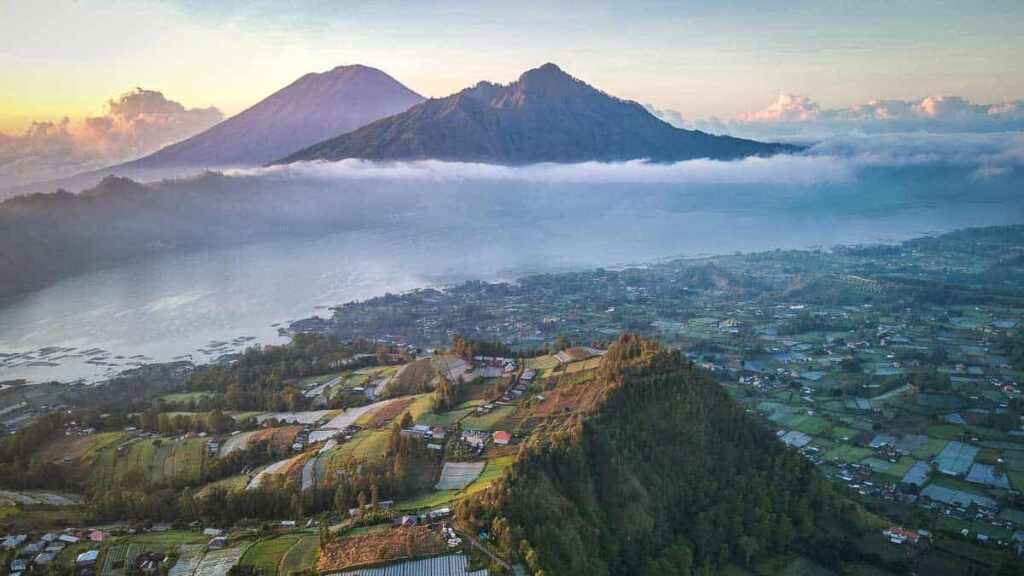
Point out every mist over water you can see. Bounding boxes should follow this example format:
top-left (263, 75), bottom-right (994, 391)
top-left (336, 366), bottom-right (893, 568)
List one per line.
top-left (1, 151), bottom-right (1022, 383)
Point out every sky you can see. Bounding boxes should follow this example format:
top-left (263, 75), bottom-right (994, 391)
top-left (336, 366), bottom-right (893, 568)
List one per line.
top-left (1, 0), bottom-right (1023, 133)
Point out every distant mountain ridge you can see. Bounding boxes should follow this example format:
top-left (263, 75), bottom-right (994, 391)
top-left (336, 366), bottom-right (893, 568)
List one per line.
top-left (120, 64), bottom-right (425, 169)
top-left (277, 63), bottom-right (799, 165)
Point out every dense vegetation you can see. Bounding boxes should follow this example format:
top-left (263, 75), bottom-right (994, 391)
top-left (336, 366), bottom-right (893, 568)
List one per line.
top-left (179, 333), bottom-right (407, 412)
top-left (459, 335), bottom-right (874, 575)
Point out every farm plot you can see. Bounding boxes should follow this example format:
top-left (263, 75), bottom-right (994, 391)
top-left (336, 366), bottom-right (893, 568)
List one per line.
top-left (240, 534), bottom-right (303, 575)
top-left (256, 410), bottom-right (335, 425)
top-left (0, 490), bottom-right (80, 506)
top-left (152, 438), bottom-right (206, 485)
top-left (322, 399), bottom-right (395, 430)
top-left (414, 406), bottom-right (475, 428)
top-left (322, 431), bottom-right (391, 483)
top-left (279, 534), bottom-right (320, 574)
top-left (193, 546), bottom-right (246, 576)
top-left (364, 397), bottom-right (415, 429)
top-left (462, 456), bottom-right (515, 496)
top-left (525, 355), bottom-right (560, 371)
top-left (460, 405), bottom-right (515, 430)
top-left (247, 455), bottom-right (304, 489)
top-left (101, 543), bottom-right (143, 576)
top-left (935, 441), bottom-right (979, 476)
top-left (219, 430), bottom-right (259, 457)
top-left (34, 431), bottom-right (124, 465)
top-left (318, 526), bottom-right (447, 573)
top-left (435, 461), bottom-right (485, 490)
top-left (385, 359), bottom-right (435, 396)
top-left (168, 544), bottom-right (204, 576)
top-left (332, 554), bottom-right (487, 576)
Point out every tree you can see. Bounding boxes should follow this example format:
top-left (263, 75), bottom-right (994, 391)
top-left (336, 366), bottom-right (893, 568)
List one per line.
top-left (356, 491), bottom-right (367, 516)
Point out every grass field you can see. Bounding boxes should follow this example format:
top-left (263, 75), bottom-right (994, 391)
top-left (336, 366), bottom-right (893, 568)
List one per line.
top-left (910, 438), bottom-right (949, 459)
top-left (279, 534), bottom-right (320, 574)
top-left (462, 456), bottom-right (515, 497)
top-left (161, 391), bottom-right (217, 404)
top-left (91, 436), bottom-right (205, 487)
top-left (525, 355), bottom-right (560, 371)
top-left (882, 457), bottom-right (918, 479)
top-left (414, 406), bottom-right (475, 428)
top-left (240, 534), bottom-right (303, 575)
top-left (196, 472), bottom-right (251, 497)
top-left (397, 455), bottom-right (516, 511)
top-left (460, 405), bottom-right (515, 430)
top-left (564, 357), bottom-right (602, 374)
top-left (394, 489), bottom-right (460, 511)
top-left (322, 430), bottom-right (391, 483)
top-left (34, 431), bottom-right (124, 465)
top-left (824, 445), bottom-right (872, 462)
top-left (124, 530), bottom-right (207, 546)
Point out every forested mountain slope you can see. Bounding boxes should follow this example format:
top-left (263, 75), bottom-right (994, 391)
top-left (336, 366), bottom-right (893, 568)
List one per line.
top-left (459, 334), bottom-right (879, 575)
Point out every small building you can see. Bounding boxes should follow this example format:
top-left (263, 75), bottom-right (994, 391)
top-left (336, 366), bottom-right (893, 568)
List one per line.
top-left (76, 550), bottom-right (100, 567)
top-left (1, 535), bottom-right (26, 550)
top-left (203, 528), bottom-right (222, 537)
top-left (430, 427), bottom-right (446, 440)
top-left (207, 536), bottom-right (229, 550)
top-left (882, 526), bottom-right (926, 546)
top-left (88, 530), bottom-right (109, 542)
top-left (493, 431), bottom-right (512, 445)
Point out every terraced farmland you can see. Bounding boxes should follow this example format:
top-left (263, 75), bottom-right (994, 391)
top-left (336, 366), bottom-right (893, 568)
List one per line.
top-left (90, 436), bottom-right (205, 487)
top-left (239, 534), bottom-right (304, 574)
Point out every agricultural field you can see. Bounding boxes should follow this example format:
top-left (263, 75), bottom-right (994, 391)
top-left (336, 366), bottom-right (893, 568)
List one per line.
top-left (33, 431), bottom-right (124, 465)
top-left (279, 534), bottom-right (320, 574)
top-left (326, 554), bottom-right (487, 576)
top-left (168, 544), bottom-right (204, 576)
top-left (192, 545), bottom-right (247, 576)
top-left (239, 533), bottom-right (305, 574)
top-left (317, 526), bottom-right (447, 573)
top-left (462, 456), bottom-right (515, 496)
top-left (321, 430), bottom-right (391, 478)
top-left (385, 358), bottom-right (435, 396)
top-left (460, 405), bottom-right (514, 430)
top-left (161, 391), bottom-right (217, 405)
top-left (435, 462), bottom-right (485, 490)
top-left (90, 436), bottom-right (206, 487)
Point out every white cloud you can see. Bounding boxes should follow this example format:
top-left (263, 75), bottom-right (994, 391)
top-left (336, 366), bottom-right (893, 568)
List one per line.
top-left (233, 155), bottom-right (855, 186)
top-left (0, 89), bottom-right (222, 187)
top-left (736, 94), bottom-right (824, 123)
top-left (651, 94), bottom-right (1024, 139)
top-left (214, 131), bottom-right (1021, 189)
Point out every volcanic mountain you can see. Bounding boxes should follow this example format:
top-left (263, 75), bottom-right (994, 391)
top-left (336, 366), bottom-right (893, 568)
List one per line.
top-left (277, 63), bottom-right (798, 165)
top-left (122, 64), bottom-right (424, 169)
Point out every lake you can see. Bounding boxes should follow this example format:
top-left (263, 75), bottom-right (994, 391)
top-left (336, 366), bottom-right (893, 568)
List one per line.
top-left (1, 164), bottom-right (1022, 383)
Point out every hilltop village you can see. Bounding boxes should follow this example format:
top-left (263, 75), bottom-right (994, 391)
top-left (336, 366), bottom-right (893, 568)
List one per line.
top-left (0, 225), bottom-right (1023, 575)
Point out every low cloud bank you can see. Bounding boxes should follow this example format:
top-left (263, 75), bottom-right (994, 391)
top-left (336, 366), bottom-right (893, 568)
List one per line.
top-left (648, 93), bottom-right (1024, 139)
top-left (241, 154), bottom-right (854, 186)
top-left (225, 131), bottom-right (1022, 187)
top-left (0, 89), bottom-right (221, 187)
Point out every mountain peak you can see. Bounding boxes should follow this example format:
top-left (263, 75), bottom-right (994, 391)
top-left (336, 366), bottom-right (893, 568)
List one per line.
top-left (517, 63), bottom-right (576, 85)
top-left (277, 64), bottom-right (800, 165)
top-left (120, 65), bottom-right (424, 168)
